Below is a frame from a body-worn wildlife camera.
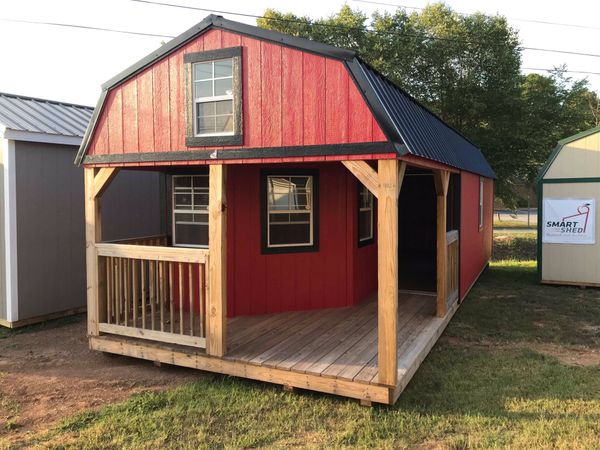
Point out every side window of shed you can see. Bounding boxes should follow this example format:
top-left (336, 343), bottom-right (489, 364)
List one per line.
top-left (479, 177), bottom-right (484, 229)
top-left (172, 175), bottom-right (209, 247)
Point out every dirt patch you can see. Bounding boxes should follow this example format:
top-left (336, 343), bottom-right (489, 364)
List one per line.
top-left (527, 342), bottom-right (600, 367)
top-left (442, 336), bottom-right (600, 367)
top-left (0, 318), bottom-right (200, 444)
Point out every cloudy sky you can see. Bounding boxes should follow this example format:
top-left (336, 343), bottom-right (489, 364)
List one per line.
top-left (1, 0), bottom-right (599, 106)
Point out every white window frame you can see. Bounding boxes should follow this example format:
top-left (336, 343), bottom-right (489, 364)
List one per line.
top-left (266, 175), bottom-right (314, 249)
top-left (172, 174), bottom-right (209, 248)
top-left (192, 58), bottom-right (234, 138)
top-left (479, 177), bottom-right (484, 229)
top-left (358, 184), bottom-right (374, 242)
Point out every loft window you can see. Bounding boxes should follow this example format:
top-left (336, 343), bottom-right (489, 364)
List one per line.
top-left (172, 175), bottom-right (209, 247)
top-left (358, 183), bottom-right (374, 245)
top-left (261, 170), bottom-right (319, 253)
top-left (193, 59), bottom-right (233, 136)
top-left (479, 177), bottom-right (484, 229)
top-left (184, 47), bottom-right (242, 147)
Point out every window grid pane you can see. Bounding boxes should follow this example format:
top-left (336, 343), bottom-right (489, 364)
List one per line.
top-left (267, 175), bottom-right (314, 247)
top-left (173, 175), bottom-right (209, 247)
top-left (193, 58), bottom-right (235, 137)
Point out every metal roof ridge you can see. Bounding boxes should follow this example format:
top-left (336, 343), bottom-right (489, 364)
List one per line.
top-left (0, 92), bottom-right (93, 110)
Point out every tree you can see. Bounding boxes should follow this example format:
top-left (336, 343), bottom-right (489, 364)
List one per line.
top-left (257, 4), bottom-right (598, 206)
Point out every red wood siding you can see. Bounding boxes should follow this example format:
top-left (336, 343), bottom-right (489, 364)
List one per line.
top-left (86, 29), bottom-right (387, 162)
top-left (459, 172), bottom-right (493, 299)
top-left (226, 162), bottom-right (374, 316)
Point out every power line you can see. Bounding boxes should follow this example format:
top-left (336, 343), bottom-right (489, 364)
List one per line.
top-left (129, 0), bottom-right (600, 59)
top-left (0, 17), bottom-right (175, 38)
top-left (2, 3), bottom-right (600, 79)
top-left (523, 67), bottom-right (600, 77)
top-left (352, 0), bottom-right (600, 32)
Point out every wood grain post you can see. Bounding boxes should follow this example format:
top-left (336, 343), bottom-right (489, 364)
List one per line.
top-left (434, 170), bottom-right (450, 318)
top-left (208, 164), bottom-right (227, 357)
top-left (84, 167), bottom-right (119, 337)
top-left (377, 159), bottom-right (402, 387)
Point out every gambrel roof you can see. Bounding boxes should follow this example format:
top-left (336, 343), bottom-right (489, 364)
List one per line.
top-left (76, 15), bottom-right (495, 178)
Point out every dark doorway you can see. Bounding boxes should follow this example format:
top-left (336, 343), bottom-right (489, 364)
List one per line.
top-left (398, 169), bottom-right (437, 292)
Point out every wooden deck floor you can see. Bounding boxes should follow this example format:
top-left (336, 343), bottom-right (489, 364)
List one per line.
top-left (90, 291), bottom-right (458, 404)
top-left (225, 292), bottom-right (441, 386)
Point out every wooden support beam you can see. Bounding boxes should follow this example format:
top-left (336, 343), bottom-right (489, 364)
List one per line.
top-left (341, 160), bottom-right (380, 198)
top-left (208, 164), bottom-right (227, 357)
top-left (434, 170), bottom-right (450, 318)
top-left (397, 161), bottom-right (407, 199)
top-left (377, 159), bottom-right (400, 386)
top-left (93, 167), bottom-right (119, 198)
top-left (84, 168), bottom-right (102, 336)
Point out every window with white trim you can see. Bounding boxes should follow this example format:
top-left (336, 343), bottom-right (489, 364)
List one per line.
top-left (479, 177), bottom-right (484, 229)
top-left (358, 183), bottom-right (374, 243)
top-left (264, 174), bottom-right (318, 251)
top-left (193, 59), bottom-right (234, 136)
top-left (172, 175), bottom-right (209, 247)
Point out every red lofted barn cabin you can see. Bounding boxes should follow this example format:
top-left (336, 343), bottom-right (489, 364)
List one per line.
top-left (77, 15), bottom-right (494, 405)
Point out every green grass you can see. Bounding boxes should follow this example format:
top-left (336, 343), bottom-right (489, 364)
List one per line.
top-left (493, 231), bottom-right (537, 262)
top-left (493, 220), bottom-right (536, 229)
top-left (4, 234), bottom-right (600, 449)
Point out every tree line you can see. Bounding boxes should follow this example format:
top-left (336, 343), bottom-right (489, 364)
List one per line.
top-left (257, 4), bottom-right (599, 206)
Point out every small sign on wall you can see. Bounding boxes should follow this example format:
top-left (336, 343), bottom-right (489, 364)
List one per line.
top-left (543, 198), bottom-right (595, 244)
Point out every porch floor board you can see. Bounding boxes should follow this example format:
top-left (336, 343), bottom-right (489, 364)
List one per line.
top-left (224, 292), bottom-right (437, 386)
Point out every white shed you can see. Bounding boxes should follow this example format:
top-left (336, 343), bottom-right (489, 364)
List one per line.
top-left (537, 126), bottom-right (600, 286)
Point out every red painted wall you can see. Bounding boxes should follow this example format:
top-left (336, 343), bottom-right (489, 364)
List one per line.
top-left (459, 171), bottom-right (493, 299)
top-left (87, 28), bottom-right (387, 162)
top-left (226, 162), bottom-right (377, 316)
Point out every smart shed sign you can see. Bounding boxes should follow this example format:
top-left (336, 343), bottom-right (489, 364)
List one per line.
top-left (542, 198), bottom-right (595, 244)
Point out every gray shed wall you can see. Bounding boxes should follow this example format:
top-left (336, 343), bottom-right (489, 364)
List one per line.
top-left (14, 141), bottom-right (162, 321)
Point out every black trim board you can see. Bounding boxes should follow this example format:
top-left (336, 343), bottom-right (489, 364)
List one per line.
top-left (260, 168), bottom-right (320, 254)
top-left (82, 142), bottom-right (398, 164)
top-left (184, 46), bottom-right (241, 63)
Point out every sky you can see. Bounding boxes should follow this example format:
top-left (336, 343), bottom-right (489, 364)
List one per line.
top-left (1, 0), bottom-right (599, 106)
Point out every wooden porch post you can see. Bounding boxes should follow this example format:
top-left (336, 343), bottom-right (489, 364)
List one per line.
top-left (377, 159), bottom-right (404, 387)
top-left (208, 164), bottom-right (227, 357)
top-left (434, 170), bottom-right (450, 318)
top-left (84, 167), bottom-right (119, 336)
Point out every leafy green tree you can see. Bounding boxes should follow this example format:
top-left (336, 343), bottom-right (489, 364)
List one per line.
top-left (257, 4), bottom-right (598, 206)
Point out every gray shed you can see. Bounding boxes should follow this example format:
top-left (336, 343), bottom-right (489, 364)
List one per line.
top-left (0, 93), bottom-right (163, 327)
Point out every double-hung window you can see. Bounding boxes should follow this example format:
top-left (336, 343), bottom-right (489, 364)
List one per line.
top-left (184, 47), bottom-right (242, 147)
top-left (193, 59), bottom-right (234, 136)
top-left (262, 171), bottom-right (319, 253)
top-left (172, 175), bottom-right (209, 247)
top-left (358, 184), bottom-right (374, 244)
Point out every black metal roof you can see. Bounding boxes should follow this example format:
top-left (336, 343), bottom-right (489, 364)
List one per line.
top-left (76, 14), bottom-right (495, 178)
top-left (346, 60), bottom-right (495, 178)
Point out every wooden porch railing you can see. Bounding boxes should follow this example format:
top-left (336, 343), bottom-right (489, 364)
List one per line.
top-left (104, 234), bottom-right (168, 246)
top-left (95, 242), bottom-right (209, 349)
top-left (446, 230), bottom-right (459, 305)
